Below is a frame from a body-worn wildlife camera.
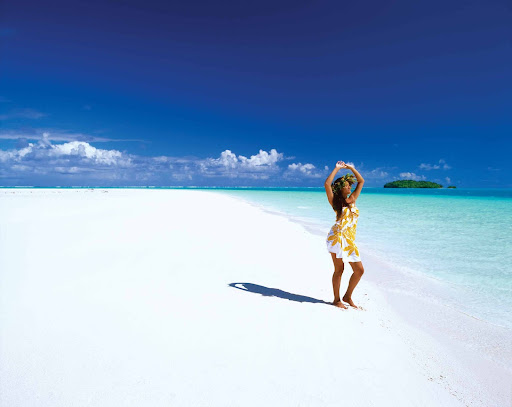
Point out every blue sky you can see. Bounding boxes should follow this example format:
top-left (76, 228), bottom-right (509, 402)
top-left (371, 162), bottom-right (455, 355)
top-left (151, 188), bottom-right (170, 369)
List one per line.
top-left (0, 0), bottom-right (510, 187)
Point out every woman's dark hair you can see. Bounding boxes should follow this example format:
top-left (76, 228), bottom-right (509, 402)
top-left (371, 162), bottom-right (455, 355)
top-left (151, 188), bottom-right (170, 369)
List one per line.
top-left (332, 175), bottom-right (356, 220)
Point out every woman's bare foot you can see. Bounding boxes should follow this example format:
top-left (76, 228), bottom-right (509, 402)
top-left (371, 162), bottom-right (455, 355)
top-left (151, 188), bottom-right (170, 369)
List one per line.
top-left (342, 295), bottom-right (359, 309)
top-left (332, 300), bottom-right (347, 309)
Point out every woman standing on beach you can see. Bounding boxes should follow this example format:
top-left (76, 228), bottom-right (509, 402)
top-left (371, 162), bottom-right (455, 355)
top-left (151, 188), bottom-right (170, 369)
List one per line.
top-left (324, 161), bottom-right (365, 309)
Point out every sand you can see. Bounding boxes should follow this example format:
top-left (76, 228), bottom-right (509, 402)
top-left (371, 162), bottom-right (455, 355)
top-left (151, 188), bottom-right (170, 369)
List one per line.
top-left (0, 188), bottom-right (510, 406)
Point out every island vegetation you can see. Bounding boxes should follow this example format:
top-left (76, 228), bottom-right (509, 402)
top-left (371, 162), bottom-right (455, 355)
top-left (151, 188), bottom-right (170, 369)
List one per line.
top-left (447, 186), bottom-right (456, 189)
top-left (384, 180), bottom-right (443, 188)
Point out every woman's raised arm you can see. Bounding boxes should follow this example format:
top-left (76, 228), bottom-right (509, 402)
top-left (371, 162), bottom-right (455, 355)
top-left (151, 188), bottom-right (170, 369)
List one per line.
top-left (345, 164), bottom-right (365, 203)
top-left (324, 161), bottom-right (344, 207)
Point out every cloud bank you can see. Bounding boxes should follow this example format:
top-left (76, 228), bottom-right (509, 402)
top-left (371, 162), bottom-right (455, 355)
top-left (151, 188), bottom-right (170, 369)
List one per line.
top-left (0, 133), bottom-right (452, 186)
top-left (0, 134), bottom-right (323, 186)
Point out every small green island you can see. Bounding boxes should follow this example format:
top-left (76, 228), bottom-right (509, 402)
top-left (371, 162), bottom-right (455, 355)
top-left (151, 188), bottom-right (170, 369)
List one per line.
top-left (384, 180), bottom-right (443, 188)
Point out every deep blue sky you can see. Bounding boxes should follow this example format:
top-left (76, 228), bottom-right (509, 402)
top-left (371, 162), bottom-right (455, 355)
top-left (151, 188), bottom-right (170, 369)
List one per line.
top-left (1, 0), bottom-right (510, 186)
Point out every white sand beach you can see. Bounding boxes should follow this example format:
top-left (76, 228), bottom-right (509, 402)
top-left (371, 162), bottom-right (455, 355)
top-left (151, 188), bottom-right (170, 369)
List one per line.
top-left (0, 189), bottom-right (510, 407)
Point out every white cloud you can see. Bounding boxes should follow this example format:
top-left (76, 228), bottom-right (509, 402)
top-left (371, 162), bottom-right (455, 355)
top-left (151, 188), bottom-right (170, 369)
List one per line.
top-left (209, 150), bottom-right (239, 169)
top-left (201, 149), bottom-right (284, 179)
top-left (285, 162), bottom-right (322, 178)
top-left (445, 177), bottom-right (451, 184)
top-left (34, 133), bottom-right (130, 166)
top-left (0, 133), bottom-right (133, 180)
top-left (48, 140), bottom-right (130, 166)
top-left (419, 159), bottom-right (451, 170)
top-left (240, 149), bottom-right (283, 167)
top-left (205, 149), bottom-right (283, 169)
top-left (399, 172), bottom-right (426, 181)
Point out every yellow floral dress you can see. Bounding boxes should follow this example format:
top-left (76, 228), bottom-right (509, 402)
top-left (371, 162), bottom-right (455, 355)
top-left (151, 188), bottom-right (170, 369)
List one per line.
top-left (326, 204), bottom-right (361, 262)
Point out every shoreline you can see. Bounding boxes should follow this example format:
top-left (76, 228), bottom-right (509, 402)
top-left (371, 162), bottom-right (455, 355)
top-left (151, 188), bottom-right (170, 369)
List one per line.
top-left (223, 193), bottom-right (512, 405)
top-left (1, 188), bottom-right (510, 406)
top-left (222, 191), bottom-right (512, 370)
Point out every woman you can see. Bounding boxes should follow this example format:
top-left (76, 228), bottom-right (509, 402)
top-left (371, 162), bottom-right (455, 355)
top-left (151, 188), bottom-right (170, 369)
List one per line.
top-left (324, 161), bottom-right (365, 309)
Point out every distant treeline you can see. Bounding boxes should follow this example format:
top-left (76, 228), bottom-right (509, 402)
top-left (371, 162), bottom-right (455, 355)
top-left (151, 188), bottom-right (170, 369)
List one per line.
top-left (384, 180), bottom-right (443, 188)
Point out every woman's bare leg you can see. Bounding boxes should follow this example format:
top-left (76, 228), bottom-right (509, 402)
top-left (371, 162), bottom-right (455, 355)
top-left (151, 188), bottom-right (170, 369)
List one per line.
top-left (343, 261), bottom-right (365, 308)
top-left (330, 253), bottom-right (347, 309)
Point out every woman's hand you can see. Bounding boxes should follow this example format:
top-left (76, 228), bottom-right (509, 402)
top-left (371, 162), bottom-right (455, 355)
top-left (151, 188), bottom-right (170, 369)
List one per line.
top-left (336, 161), bottom-right (352, 169)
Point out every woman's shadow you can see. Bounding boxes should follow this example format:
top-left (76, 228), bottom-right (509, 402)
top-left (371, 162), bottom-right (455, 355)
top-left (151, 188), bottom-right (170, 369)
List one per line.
top-left (229, 282), bottom-right (330, 305)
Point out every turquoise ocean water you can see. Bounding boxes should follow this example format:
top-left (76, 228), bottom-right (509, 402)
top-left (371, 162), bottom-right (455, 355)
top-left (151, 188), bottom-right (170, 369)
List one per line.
top-left (212, 187), bottom-right (512, 329)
